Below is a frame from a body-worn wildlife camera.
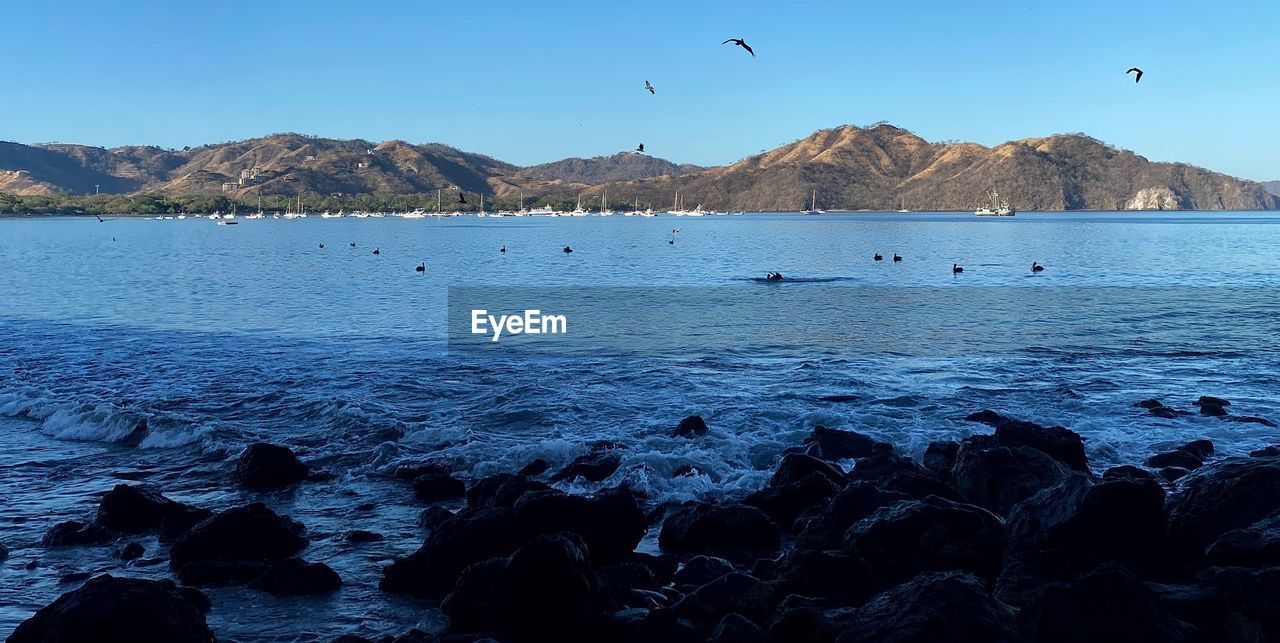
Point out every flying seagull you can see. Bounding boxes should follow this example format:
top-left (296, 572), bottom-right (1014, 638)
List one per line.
top-left (722, 38), bottom-right (755, 57)
top-left (645, 80), bottom-right (655, 94)
top-left (1127, 67), bottom-right (1143, 83)
top-left (458, 192), bottom-right (468, 205)
top-left (94, 215), bottom-right (110, 223)
top-left (636, 143), bottom-right (645, 154)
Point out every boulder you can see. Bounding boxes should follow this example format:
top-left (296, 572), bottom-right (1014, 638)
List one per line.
top-left (767, 597), bottom-right (858, 643)
top-left (770, 548), bottom-right (876, 604)
top-left (1195, 396), bottom-right (1231, 408)
top-left (709, 613), bottom-right (765, 643)
top-left (659, 502), bottom-right (781, 555)
top-left (836, 571), bottom-right (1016, 643)
top-left (673, 555), bottom-right (736, 587)
top-left (391, 461), bottom-right (451, 481)
top-left (512, 486), bottom-right (647, 563)
top-left (922, 440), bottom-right (960, 479)
top-left (176, 560), bottom-right (270, 586)
top-left (1200, 403), bottom-right (1229, 417)
top-left (381, 507), bottom-right (529, 598)
top-left (517, 458), bottom-right (551, 477)
top-left (345, 529), bottom-right (384, 543)
top-left (1167, 457), bottom-right (1280, 556)
top-left (1210, 566), bottom-right (1280, 641)
top-left (1206, 511), bottom-right (1280, 567)
top-left (1250, 445), bottom-right (1280, 458)
top-left (411, 472), bottom-right (466, 502)
top-left (1103, 465), bottom-right (1160, 483)
top-left (769, 452), bottom-right (845, 487)
top-left (549, 451), bottom-right (623, 484)
top-left (41, 521), bottom-right (111, 547)
top-left (1231, 415), bottom-right (1278, 427)
top-left (844, 496), bottom-right (1006, 583)
top-left (466, 473), bottom-right (551, 509)
top-left (95, 484), bottom-right (210, 534)
top-left (246, 557), bottom-right (342, 595)
top-left (233, 442), bottom-right (309, 490)
top-left (670, 572), bottom-right (777, 625)
top-left (964, 410), bottom-right (1089, 472)
top-left (7, 575), bottom-right (215, 643)
top-left (169, 503), bottom-right (308, 571)
top-left (745, 472), bottom-right (841, 527)
top-left (1145, 449), bottom-right (1205, 471)
top-left (795, 482), bottom-right (910, 551)
top-left (1018, 564), bottom-right (1195, 643)
top-left (673, 415), bottom-right (709, 438)
top-left (416, 507), bottom-right (454, 531)
top-left (1135, 398), bottom-right (1167, 409)
top-left (119, 542), bottom-right (145, 561)
top-left (802, 426), bottom-right (892, 461)
top-left (950, 445), bottom-right (1073, 516)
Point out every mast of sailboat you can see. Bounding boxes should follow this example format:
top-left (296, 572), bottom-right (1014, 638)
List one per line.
top-left (602, 189), bottom-right (607, 213)
top-left (257, 192), bottom-right (263, 215)
top-left (812, 189), bottom-right (817, 211)
top-left (436, 189), bottom-right (441, 212)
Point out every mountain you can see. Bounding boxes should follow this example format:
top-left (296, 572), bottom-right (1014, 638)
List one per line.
top-left (2, 125), bottom-right (1275, 211)
top-left (1262, 181), bottom-right (1280, 197)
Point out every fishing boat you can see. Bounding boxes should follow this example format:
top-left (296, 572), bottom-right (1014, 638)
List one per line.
top-left (975, 189), bottom-right (1015, 216)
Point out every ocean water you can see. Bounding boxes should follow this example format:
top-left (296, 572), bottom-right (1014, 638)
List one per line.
top-left (2, 212), bottom-right (1280, 640)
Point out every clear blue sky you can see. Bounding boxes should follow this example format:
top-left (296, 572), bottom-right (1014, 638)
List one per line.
top-left (2, 0), bottom-right (1277, 180)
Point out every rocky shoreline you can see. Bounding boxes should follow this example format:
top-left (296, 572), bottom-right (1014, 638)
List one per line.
top-left (8, 399), bottom-right (1280, 642)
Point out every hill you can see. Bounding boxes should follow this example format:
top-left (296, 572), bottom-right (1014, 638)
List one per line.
top-left (1262, 181), bottom-right (1280, 197)
top-left (519, 153), bottom-right (701, 184)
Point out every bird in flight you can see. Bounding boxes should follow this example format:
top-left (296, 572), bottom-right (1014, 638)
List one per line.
top-left (94, 215), bottom-right (110, 223)
top-left (1127, 67), bottom-right (1143, 83)
top-left (722, 38), bottom-right (755, 57)
top-left (458, 192), bottom-right (468, 205)
top-left (645, 80), bottom-right (655, 95)
top-left (636, 143), bottom-right (645, 154)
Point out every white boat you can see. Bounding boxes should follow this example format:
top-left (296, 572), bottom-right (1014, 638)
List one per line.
top-left (897, 196), bottom-right (910, 213)
top-left (599, 190), bottom-right (614, 216)
top-left (684, 204), bottom-right (706, 217)
top-left (568, 194), bottom-right (589, 216)
top-left (975, 189), bottom-right (1015, 216)
top-left (666, 191), bottom-right (691, 216)
top-left (401, 210), bottom-right (427, 219)
top-left (801, 190), bottom-right (825, 215)
top-left (527, 206), bottom-right (559, 216)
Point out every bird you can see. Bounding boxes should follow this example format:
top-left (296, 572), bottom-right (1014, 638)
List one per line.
top-left (874, 253), bottom-right (883, 261)
top-left (458, 192), bottom-right (468, 205)
top-left (636, 143), bottom-right (645, 154)
top-left (373, 248), bottom-right (381, 255)
top-left (668, 238), bottom-right (675, 245)
top-left (766, 272), bottom-right (784, 281)
top-left (1127, 67), bottom-right (1143, 83)
top-left (500, 245), bottom-right (507, 253)
top-left (563, 246), bottom-right (573, 253)
top-left (416, 262), bottom-right (425, 272)
top-left (319, 243), bottom-right (325, 249)
top-left (645, 80), bottom-right (655, 95)
top-left (1032, 261), bottom-right (1045, 272)
top-left (350, 241), bottom-right (356, 248)
top-left (953, 263), bottom-right (964, 273)
top-left (893, 253), bottom-right (902, 262)
top-left (723, 38), bottom-right (755, 57)
top-left (94, 215), bottom-right (110, 223)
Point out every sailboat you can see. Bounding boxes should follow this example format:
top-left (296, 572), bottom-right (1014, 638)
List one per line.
top-left (801, 190), bottom-right (825, 215)
top-left (570, 194), bottom-right (589, 216)
top-left (666, 191), bottom-right (692, 216)
top-left (599, 190), bottom-right (614, 216)
top-left (897, 196), bottom-right (910, 213)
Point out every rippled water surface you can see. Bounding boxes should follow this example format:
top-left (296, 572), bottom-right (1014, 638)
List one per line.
top-left (3, 212), bottom-right (1280, 640)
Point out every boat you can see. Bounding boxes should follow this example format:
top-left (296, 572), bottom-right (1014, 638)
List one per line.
top-left (975, 189), bottom-right (1015, 216)
top-left (528, 205), bottom-right (559, 216)
top-left (599, 190), bottom-right (614, 216)
top-left (666, 191), bottom-right (692, 216)
top-left (216, 220), bottom-right (239, 226)
top-left (801, 190), bottom-right (825, 215)
top-left (569, 194), bottom-right (589, 216)
top-left (897, 196), bottom-right (910, 213)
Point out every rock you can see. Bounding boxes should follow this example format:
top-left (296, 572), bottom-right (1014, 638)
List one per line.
top-left (770, 548), bottom-right (875, 604)
top-left (803, 425), bottom-right (892, 461)
top-left (1135, 399), bottom-right (1167, 409)
top-left (1124, 186), bottom-right (1185, 210)
top-left (1007, 474), bottom-right (1167, 575)
top-left (233, 442), bottom-right (310, 490)
top-left (818, 394), bottom-right (860, 403)
top-left (1103, 465), bottom-right (1160, 483)
top-left (659, 502), bottom-right (781, 555)
top-left (381, 507), bottom-right (529, 598)
top-left (391, 461), bottom-right (451, 481)
top-left (922, 440), bottom-right (960, 479)
top-left (1161, 466), bottom-right (1192, 482)
top-left (745, 472), bottom-right (841, 527)
top-left (1231, 415), bottom-right (1277, 427)
top-left (42, 521), bottom-right (111, 547)
top-left (767, 597), bottom-right (858, 643)
top-left (1168, 457), bottom-right (1280, 556)
top-left (1200, 403), bottom-right (1229, 417)
top-left (549, 451), bottom-right (623, 484)
top-left (795, 482), bottom-right (911, 551)
top-left (176, 560), bottom-right (271, 586)
top-left (95, 484), bottom-right (210, 534)
top-left (1206, 511), bottom-right (1280, 567)
top-left (674, 415), bottom-right (709, 438)
top-left (964, 410), bottom-right (1090, 472)
top-left (246, 557), bottom-right (342, 595)
top-left (466, 473), bottom-right (551, 509)
top-left (1183, 439), bottom-right (1216, 460)
top-left (1145, 448), bottom-right (1206, 471)
top-left (836, 571), bottom-right (1016, 643)
top-left (844, 496), bottom-right (1006, 583)
top-left (709, 613), bottom-right (766, 643)
top-left (1210, 566), bottom-right (1280, 641)
top-left (60, 572), bottom-right (92, 584)
top-left (517, 458), bottom-right (551, 477)
top-left (673, 555), bottom-right (736, 587)
top-left (441, 533), bottom-right (596, 640)
top-left (7, 575), bottom-right (215, 643)
top-left (411, 472), bottom-right (466, 502)
top-left (1150, 406), bottom-right (1190, 419)
top-left (670, 572), bottom-right (777, 625)
top-left (1251, 445), bottom-right (1280, 458)
top-left (1195, 396), bottom-right (1232, 408)
top-left (416, 507), bottom-right (454, 531)
top-left (844, 452), bottom-right (930, 485)
top-left (950, 445), bottom-right (1073, 516)
top-left (0, 543), bottom-right (8, 561)
top-left (345, 529), bottom-right (384, 543)
top-left (512, 486), bottom-right (647, 563)
top-left (1018, 564), bottom-right (1195, 643)
top-left (769, 452), bottom-right (845, 487)
top-left (119, 542), bottom-right (145, 561)
top-left (169, 503), bottom-right (308, 571)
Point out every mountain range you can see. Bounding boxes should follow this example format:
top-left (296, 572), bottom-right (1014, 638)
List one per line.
top-left (2, 125), bottom-right (1275, 211)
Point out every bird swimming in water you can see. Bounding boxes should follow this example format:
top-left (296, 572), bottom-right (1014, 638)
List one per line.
top-left (669, 238), bottom-right (675, 245)
top-left (722, 38), bottom-right (755, 57)
top-left (645, 80), bottom-right (655, 95)
top-left (766, 272), bottom-right (784, 281)
top-left (416, 262), bottom-right (425, 272)
top-left (874, 253), bottom-right (883, 261)
top-left (373, 248), bottom-right (380, 255)
top-left (563, 246), bottom-right (573, 253)
top-left (953, 263), bottom-right (964, 273)
top-left (319, 243), bottom-right (325, 248)
top-left (1032, 261), bottom-right (1045, 272)
top-left (893, 253), bottom-right (902, 262)
top-left (350, 241), bottom-right (356, 248)
top-left (500, 245), bottom-right (507, 253)
top-left (1127, 67), bottom-right (1143, 83)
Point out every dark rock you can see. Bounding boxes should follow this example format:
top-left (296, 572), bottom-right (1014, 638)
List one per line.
top-left (951, 445), bottom-right (1073, 516)
top-left (795, 482), bottom-right (910, 551)
top-left (673, 555), bottom-right (735, 587)
top-left (1168, 457), bottom-right (1280, 556)
top-left (381, 507), bottom-right (529, 598)
top-left (922, 440), bottom-right (960, 479)
top-left (1018, 564), bottom-right (1195, 643)
top-left (770, 548), bottom-right (875, 604)
top-left (0, 543), bottom-right (8, 561)
top-left (1146, 581), bottom-right (1227, 642)
top-left (767, 597), bottom-right (858, 643)
top-left (1200, 403), bottom-right (1229, 417)
top-left (837, 571), bottom-right (1016, 643)
top-left (176, 560), bottom-right (270, 586)
top-left (1007, 474), bottom-right (1167, 575)
top-left (95, 484), bottom-right (210, 534)
top-left (411, 472), bottom-right (466, 502)
top-left (59, 572), bottom-right (92, 584)
top-left (818, 394), bottom-right (860, 403)
top-left (1231, 415), bottom-right (1277, 427)
top-left (1250, 445), bottom-right (1280, 458)
top-left (964, 410), bottom-right (1090, 472)
top-left (844, 452), bottom-right (931, 485)
top-left (769, 452), bottom-right (845, 487)
top-left (1195, 396), bottom-right (1232, 407)
top-left (512, 486), bottom-right (647, 563)
top-left (466, 473), bottom-right (551, 509)
top-left (233, 442), bottom-right (310, 490)
top-left (1183, 439), bottom-right (1216, 460)
top-left (746, 473), bottom-right (841, 527)
top-left (517, 458), bottom-right (550, 477)
top-left (1149, 406), bottom-right (1189, 419)
top-left (659, 502), bottom-right (781, 555)
top-left (1161, 466), bottom-right (1192, 482)
top-left (670, 572), bottom-right (777, 625)
top-left (247, 557), bottom-right (342, 595)
top-left (345, 529), bottom-right (384, 543)
top-left (673, 415), bottom-right (709, 438)
top-left (1135, 398), bottom-right (1167, 409)
top-left (803, 425), bottom-right (892, 461)
top-left (441, 533), bottom-right (596, 641)
top-left (877, 469), bottom-right (963, 503)
top-left (119, 541), bottom-right (145, 561)
top-left (709, 613), bottom-right (765, 643)
top-left (416, 507), bottom-right (454, 531)
top-left (169, 503), bottom-right (308, 571)
top-left (844, 496), bottom-right (1006, 583)
top-left (42, 521), bottom-right (111, 547)
top-left (1206, 511), bottom-right (1280, 567)
top-left (1145, 448), bottom-right (1206, 471)
top-left (1210, 566), bottom-right (1280, 641)
top-left (8, 575), bottom-right (215, 643)
top-left (391, 461), bottom-right (451, 481)
top-left (1103, 464), bottom-right (1160, 483)
top-left (549, 451), bottom-right (623, 484)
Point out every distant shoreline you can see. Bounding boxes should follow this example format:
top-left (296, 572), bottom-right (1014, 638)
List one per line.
top-left (4, 209), bottom-right (1280, 220)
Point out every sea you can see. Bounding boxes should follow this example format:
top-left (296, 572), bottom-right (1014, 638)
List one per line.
top-left (2, 211), bottom-right (1279, 640)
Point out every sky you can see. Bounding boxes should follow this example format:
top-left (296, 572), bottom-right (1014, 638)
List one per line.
top-left (2, 0), bottom-right (1278, 180)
